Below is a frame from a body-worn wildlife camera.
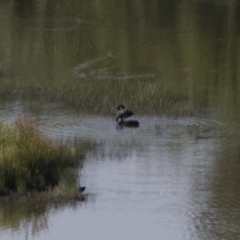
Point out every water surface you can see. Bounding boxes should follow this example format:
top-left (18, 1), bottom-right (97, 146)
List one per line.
top-left (1, 0), bottom-right (240, 240)
top-left (1, 103), bottom-right (239, 240)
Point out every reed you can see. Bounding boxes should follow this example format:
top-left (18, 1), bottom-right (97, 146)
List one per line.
top-left (0, 78), bottom-right (187, 114)
top-left (0, 118), bottom-right (91, 195)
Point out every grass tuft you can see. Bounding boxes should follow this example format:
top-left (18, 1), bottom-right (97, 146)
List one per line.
top-left (0, 118), bottom-right (91, 195)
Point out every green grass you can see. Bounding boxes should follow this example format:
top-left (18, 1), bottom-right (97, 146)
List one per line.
top-left (0, 118), bottom-right (92, 195)
top-left (0, 78), bottom-right (188, 114)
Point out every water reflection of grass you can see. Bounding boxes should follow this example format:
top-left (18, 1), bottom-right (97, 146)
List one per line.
top-left (89, 138), bottom-right (149, 161)
top-left (0, 194), bottom-right (87, 237)
top-left (0, 78), bottom-right (187, 114)
top-left (0, 118), bottom-right (92, 199)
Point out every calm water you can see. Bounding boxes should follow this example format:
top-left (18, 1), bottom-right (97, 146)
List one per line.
top-left (1, 0), bottom-right (240, 240)
top-left (0, 103), bottom-right (239, 240)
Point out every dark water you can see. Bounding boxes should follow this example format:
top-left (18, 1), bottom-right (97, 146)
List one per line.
top-left (1, 1), bottom-right (240, 240)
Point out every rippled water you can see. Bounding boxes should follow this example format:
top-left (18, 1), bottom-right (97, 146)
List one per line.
top-left (1, 102), bottom-right (238, 240)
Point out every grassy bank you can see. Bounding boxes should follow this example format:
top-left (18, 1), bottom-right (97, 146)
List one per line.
top-left (0, 78), bottom-right (188, 114)
top-left (0, 118), bottom-right (92, 198)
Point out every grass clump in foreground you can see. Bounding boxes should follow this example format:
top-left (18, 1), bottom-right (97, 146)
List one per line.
top-left (0, 118), bottom-right (91, 200)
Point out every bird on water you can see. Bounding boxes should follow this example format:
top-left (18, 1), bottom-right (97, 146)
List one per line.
top-left (116, 104), bottom-right (139, 127)
top-left (78, 186), bottom-right (86, 193)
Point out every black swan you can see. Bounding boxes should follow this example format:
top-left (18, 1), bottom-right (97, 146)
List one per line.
top-left (116, 105), bottom-right (139, 127)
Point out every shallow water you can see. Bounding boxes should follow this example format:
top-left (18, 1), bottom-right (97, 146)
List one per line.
top-left (1, 103), bottom-right (240, 240)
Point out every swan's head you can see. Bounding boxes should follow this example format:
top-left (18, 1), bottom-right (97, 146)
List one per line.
top-left (117, 104), bottom-right (125, 111)
top-left (116, 104), bottom-right (125, 117)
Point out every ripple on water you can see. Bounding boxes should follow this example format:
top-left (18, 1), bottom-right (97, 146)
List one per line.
top-left (0, 103), bottom-right (222, 146)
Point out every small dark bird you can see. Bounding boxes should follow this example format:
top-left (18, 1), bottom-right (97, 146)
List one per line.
top-left (78, 186), bottom-right (86, 193)
top-left (116, 105), bottom-right (139, 127)
top-left (116, 105), bottom-right (133, 122)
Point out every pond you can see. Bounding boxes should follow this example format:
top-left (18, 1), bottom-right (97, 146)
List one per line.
top-left (1, 1), bottom-right (240, 240)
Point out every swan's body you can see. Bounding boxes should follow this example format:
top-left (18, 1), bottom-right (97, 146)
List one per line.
top-left (116, 110), bottom-right (134, 122)
top-left (118, 120), bottom-right (139, 127)
top-left (116, 105), bottom-right (139, 127)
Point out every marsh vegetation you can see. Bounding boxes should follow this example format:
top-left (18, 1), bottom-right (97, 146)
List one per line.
top-left (0, 77), bottom-right (186, 115)
top-left (0, 118), bottom-right (92, 199)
